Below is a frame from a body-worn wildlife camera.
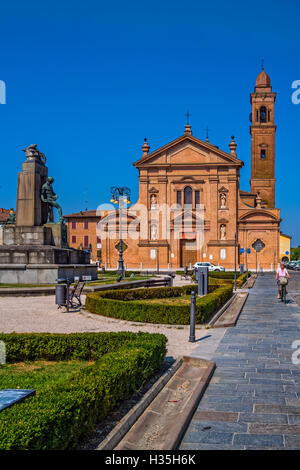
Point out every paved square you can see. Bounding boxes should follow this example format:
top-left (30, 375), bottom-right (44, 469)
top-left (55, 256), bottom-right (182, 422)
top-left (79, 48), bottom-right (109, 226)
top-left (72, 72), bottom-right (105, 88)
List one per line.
top-left (180, 273), bottom-right (300, 449)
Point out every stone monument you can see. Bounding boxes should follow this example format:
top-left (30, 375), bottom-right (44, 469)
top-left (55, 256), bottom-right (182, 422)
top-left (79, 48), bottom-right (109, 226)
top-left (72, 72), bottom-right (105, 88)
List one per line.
top-left (0, 145), bottom-right (97, 283)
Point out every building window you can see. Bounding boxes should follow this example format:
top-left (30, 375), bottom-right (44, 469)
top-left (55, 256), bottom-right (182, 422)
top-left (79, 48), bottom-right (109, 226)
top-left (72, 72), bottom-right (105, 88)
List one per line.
top-left (84, 235), bottom-right (89, 247)
top-left (260, 106), bottom-right (267, 123)
top-left (176, 191), bottom-right (182, 207)
top-left (71, 235), bottom-right (76, 244)
top-left (84, 221), bottom-right (89, 229)
top-left (260, 149), bottom-right (266, 159)
top-left (220, 248), bottom-right (226, 260)
top-left (195, 191), bottom-right (200, 207)
top-left (71, 222), bottom-right (76, 229)
top-left (184, 186), bottom-right (193, 206)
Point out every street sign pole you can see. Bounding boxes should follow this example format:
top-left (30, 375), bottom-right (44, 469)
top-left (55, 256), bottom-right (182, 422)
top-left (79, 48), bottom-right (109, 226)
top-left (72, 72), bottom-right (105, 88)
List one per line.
top-left (252, 239), bottom-right (265, 275)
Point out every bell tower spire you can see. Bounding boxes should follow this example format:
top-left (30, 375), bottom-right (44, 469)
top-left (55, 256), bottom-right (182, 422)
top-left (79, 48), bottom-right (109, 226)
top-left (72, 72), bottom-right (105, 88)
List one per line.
top-left (250, 67), bottom-right (276, 208)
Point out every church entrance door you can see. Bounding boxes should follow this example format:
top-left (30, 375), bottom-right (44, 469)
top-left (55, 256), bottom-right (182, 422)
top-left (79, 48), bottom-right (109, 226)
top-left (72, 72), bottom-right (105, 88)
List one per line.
top-left (180, 239), bottom-right (198, 267)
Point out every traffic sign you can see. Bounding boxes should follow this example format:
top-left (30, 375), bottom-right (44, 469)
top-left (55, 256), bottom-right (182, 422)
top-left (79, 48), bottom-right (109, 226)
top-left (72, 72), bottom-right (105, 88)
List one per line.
top-left (240, 248), bottom-right (245, 254)
top-left (247, 248), bottom-right (250, 254)
top-left (252, 239), bottom-right (265, 253)
top-left (285, 251), bottom-right (290, 255)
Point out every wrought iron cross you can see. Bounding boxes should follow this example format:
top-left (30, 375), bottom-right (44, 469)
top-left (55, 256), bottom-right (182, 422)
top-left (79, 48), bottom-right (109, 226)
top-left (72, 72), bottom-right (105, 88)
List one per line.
top-left (185, 110), bottom-right (191, 125)
top-left (205, 126), bottom-right (211, 142)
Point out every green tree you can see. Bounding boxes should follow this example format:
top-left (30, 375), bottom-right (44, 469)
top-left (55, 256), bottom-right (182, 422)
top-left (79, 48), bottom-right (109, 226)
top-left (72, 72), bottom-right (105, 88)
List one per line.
top-left (291, 247), bottom-right (300, 260)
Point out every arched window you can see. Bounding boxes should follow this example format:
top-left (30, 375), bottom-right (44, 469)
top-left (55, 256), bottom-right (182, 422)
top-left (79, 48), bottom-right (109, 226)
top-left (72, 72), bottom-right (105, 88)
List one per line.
top-left (184, 186), bottom-right (193, 206)
top-left (260, 106), bottom-right (267, 123)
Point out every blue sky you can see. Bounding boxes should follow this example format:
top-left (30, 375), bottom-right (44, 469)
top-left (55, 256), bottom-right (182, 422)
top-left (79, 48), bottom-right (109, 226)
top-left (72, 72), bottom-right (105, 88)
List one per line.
top-left (1, 0), bottom-right (300, 244)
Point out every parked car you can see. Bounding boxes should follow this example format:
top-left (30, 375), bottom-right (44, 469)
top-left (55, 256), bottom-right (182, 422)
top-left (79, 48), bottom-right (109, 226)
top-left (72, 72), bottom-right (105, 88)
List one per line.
top-left (293, 261), bottom-right (300, 271)
top-left (193, 262), bottom-right (225, 272)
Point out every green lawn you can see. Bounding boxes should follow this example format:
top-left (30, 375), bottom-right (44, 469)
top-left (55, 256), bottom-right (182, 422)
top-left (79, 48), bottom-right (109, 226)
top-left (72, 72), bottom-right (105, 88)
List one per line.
top-left (141, 295), bottom-right (191, 306)
top-left (0, 361), bottom-right (92, 391)
top-left (0, 274), bottom-right (152, 288)
top-left (88, 274), bottom-right (152, 285)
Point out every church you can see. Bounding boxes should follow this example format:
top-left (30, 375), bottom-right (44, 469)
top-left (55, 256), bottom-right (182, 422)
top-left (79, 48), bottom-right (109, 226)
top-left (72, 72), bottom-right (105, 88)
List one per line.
top-left (100, 68), bottom-right (281, 270)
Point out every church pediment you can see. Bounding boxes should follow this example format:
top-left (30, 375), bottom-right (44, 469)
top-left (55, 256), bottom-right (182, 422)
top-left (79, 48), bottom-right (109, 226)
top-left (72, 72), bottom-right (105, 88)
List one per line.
top-left (134, 134), bottom-right (243, 168)
top-left (171, 209), bottom-right (205, 223)
top-left (174, 176), bottom-right (205, 184)
top-left (239, 209), bottom-right (279, 222)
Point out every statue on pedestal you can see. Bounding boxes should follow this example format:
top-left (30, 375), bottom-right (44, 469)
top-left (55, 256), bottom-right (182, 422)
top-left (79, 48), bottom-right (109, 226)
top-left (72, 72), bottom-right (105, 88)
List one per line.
top-left (220, 224), bottom-right (226, 240)
top-left (150, 224), bottom-right (158, 240)
top-left (5, 210), bottom-right (16, 225)
top-left (220, 193), bottom-right (226, 209)
top-left (150, 194), bottom-right (157, 209)
top-left (41, 177), bottom-right (63, 223)
top-left (22, 144), bottom-right (46, 165)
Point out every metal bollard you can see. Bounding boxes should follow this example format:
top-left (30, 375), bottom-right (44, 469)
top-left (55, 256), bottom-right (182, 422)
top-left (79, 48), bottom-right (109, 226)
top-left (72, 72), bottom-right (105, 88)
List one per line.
top-left (198, 271), bottom-right (204, 296)
top-left (189, 291), bottom-right (196, 342)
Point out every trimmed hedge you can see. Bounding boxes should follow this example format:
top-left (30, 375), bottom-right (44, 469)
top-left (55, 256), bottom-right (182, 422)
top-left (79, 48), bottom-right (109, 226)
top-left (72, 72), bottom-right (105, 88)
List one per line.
top-left (208, 271), bottom-right (239, 279)
top-left (86, 284), bottom-right (233, 325)
top-left (0, 332), bottom-right (166, 450)
top-left (0, 331), bottom-right (164, 363)
top-left (236, 272), bottom-right (248, 288)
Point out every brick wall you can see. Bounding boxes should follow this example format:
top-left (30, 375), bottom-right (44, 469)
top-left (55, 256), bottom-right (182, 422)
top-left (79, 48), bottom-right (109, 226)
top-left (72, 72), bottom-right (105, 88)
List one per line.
top-left (65, 212), bottom-right (101, 262)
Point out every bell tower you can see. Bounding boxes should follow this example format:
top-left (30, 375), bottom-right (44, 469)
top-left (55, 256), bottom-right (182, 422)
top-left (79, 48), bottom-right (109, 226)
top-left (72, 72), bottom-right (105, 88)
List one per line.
top-left (250, 66), bottom-right (276, 208)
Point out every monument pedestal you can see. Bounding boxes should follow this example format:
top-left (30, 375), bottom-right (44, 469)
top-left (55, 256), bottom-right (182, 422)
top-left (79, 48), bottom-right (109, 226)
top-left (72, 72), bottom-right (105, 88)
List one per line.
top-left (0, 144), bottom-right (97, 284)
top-left (0, 263), bottom-right (97, 284)
top-left (2, 225), bottom-right (52, 246)
top-left (44, 223), bottom-right (68, 248)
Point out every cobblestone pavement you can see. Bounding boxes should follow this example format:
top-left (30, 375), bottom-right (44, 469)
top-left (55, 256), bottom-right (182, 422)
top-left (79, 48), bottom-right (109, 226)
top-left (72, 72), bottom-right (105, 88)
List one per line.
top-left (284, 271), bottom-right (300, 307)
top-left (180, 273), bottom-right (300, 450)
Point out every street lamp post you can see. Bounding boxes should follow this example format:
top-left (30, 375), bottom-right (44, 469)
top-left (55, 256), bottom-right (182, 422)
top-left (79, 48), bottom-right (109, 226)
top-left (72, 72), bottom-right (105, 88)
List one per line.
top-left (110, 186), bottom-right (131, 276)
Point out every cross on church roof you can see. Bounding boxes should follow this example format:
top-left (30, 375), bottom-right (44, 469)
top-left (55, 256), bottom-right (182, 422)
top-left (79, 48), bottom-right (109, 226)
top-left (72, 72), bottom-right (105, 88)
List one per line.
top-left (204, 125), bottom-right (211, 142)
top-left (185, 110), bottom-right (191, 125)
top-left (261, 58), bottom-right (264, 71)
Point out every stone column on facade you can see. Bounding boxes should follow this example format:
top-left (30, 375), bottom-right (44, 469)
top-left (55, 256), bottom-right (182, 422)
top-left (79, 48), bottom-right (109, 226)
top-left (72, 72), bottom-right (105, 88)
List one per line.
top-left (228, 174), bottom-right (238, 241)
top-left (209, 173), bottom-right (218, 240)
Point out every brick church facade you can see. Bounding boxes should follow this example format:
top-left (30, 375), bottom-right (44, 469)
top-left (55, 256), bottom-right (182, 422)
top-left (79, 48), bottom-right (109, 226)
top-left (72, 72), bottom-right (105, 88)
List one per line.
top-left (100, 68), bottom-right (281, 270)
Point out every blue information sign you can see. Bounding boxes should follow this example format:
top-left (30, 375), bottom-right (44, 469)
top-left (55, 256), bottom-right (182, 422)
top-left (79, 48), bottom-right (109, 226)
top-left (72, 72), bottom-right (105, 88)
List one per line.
top-left (247, 248), bottom-right (250, 254)
top-left (0, 389), bottom-right (36, 412)
top-left (240, 248), bottom-right (245, 254)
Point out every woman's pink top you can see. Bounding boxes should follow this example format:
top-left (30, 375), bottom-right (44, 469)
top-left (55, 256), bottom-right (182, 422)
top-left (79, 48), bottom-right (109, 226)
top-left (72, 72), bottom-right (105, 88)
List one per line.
top-left (277, 267), bottom-right (288, 278)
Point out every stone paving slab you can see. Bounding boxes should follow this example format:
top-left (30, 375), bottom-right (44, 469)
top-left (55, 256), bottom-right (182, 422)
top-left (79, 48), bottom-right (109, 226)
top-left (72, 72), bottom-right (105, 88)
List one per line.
top-left (211, 292), bottom-right (248, 328)
top-left (179, 273), bottom-right (300, 450)
top-left (116, 357), bottom-right (215, 450)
